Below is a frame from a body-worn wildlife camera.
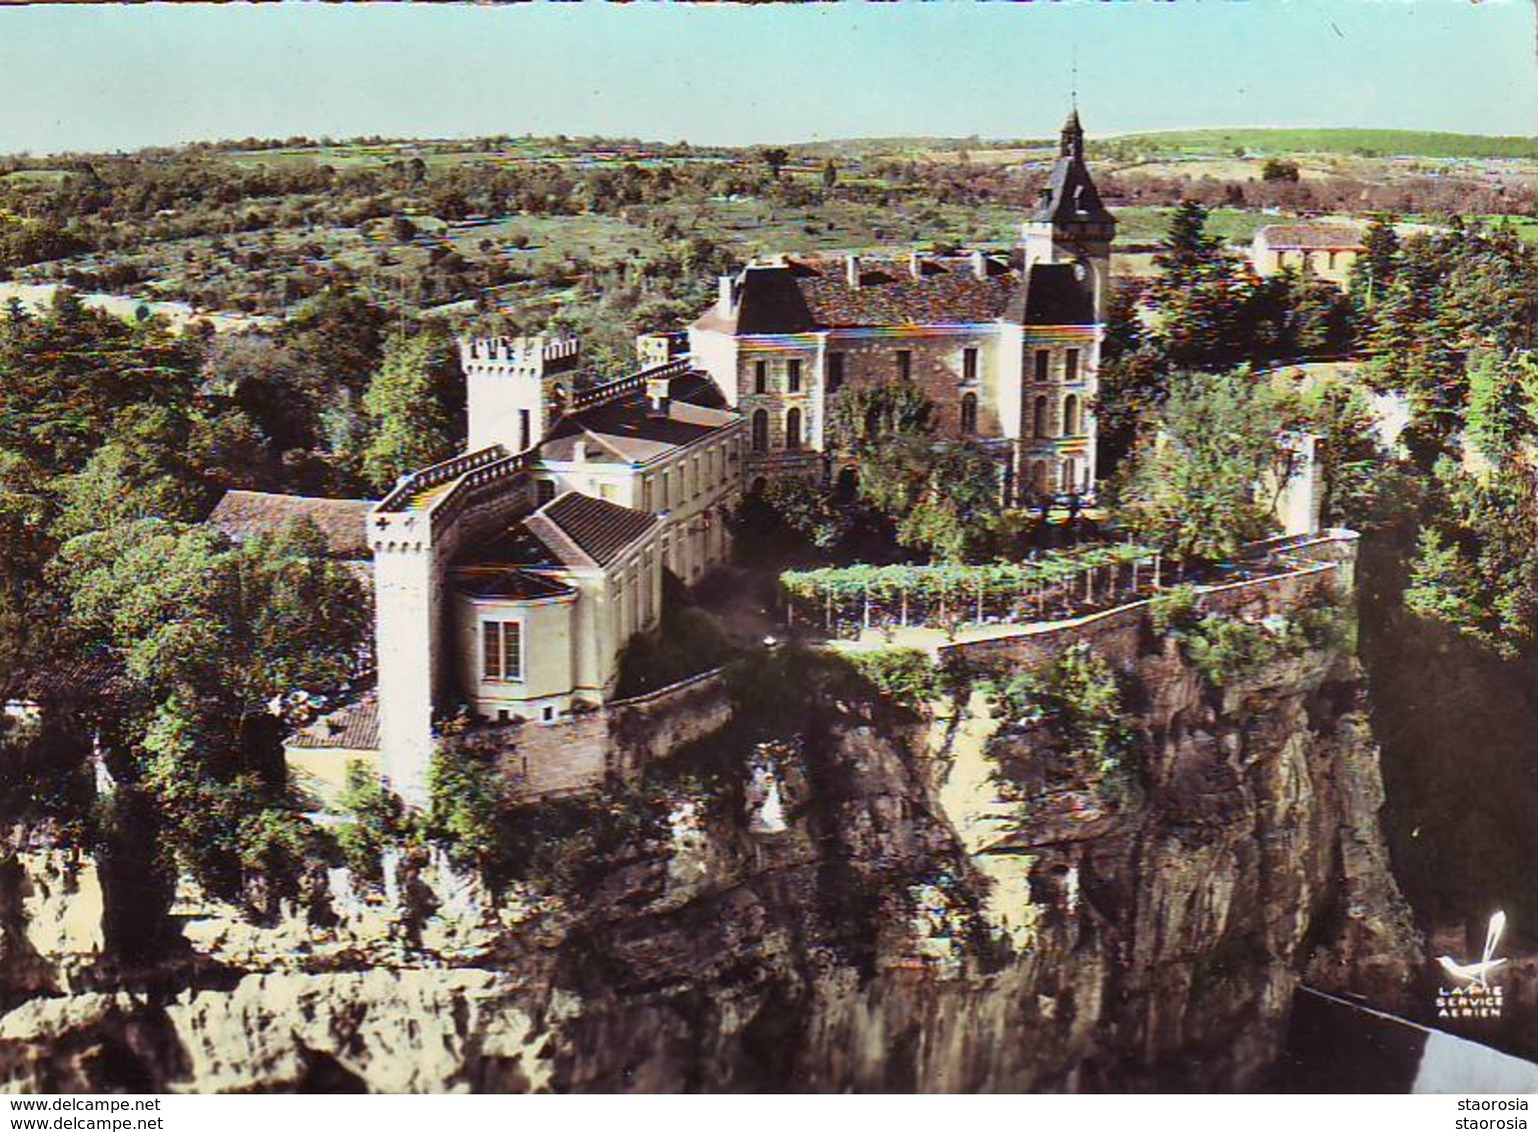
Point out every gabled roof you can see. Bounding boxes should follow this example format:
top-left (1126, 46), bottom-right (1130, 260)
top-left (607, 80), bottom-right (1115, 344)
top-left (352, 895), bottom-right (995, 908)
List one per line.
top-left (539, 380), bottom-right (738, 466)
top-left (457, 491), bottom-right (659, 574)
top-left (533, 492), bottom-right (659, 568)
top-left (208, 491), bottom-right (375, 560)
top-left (1255, 223), bottom-right (1364, 250)
top-left (286, 692), bottom-right (379, 752)
top-left (1003, 262), bottom-right (1097, 326)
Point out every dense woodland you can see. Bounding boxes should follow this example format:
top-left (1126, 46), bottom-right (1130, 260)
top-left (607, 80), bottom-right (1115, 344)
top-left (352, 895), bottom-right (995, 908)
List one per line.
top-left (0, 132), bottom-right (1535, 927)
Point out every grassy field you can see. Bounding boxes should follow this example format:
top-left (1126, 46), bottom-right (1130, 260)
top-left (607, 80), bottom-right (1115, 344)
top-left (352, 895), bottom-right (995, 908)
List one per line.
top-left (1102, 128), bottom-right (1538, 161)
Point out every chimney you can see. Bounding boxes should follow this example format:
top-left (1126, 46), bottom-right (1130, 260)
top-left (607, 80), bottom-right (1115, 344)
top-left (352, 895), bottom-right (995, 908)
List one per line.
top-left (717, 275), bottom-right (734, 315)
top-left (845, 254), bottom-right (861, 289)
top-left (573, 438), bottom-right (587, 464)
top-left (970, 250), bottom-right (988, 280)
top-left (647, 376), bottom-right (671, 417)
top-left (908, 251), bottom-right (924, 281)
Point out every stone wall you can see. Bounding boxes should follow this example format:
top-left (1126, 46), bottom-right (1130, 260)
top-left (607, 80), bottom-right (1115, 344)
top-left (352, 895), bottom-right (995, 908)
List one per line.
top-left (939, 554), bottom-right (1347, 675)
top-left (485, 668), bottom-right (732, 800)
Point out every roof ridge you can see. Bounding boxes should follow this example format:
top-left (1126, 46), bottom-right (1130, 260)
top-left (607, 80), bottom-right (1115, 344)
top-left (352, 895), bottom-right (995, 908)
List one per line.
top-left (524, 506), bottom-right (599, 571)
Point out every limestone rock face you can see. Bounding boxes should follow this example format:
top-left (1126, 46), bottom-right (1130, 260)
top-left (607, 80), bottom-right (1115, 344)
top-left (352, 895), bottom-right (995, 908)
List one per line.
top-left (0, 628), bottom-right (1419, 1093)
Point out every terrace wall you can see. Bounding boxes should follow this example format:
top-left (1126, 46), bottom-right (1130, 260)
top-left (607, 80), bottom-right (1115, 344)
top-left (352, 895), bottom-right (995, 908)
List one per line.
top-left (937, 537), bottom-right (1353, 674)
top-left (484, 668), bottom-right (731, 800)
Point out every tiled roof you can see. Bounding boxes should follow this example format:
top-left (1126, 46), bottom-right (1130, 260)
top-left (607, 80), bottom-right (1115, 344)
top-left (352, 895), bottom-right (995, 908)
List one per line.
top-left (286, 692), bottom-right (379, 752)
top-left (457, 492), bottom-right (659, 573)
top-left (796, 258), bottom-right (1015, 327)
top-left (453, 567), bottom-right (576, 601)
top-left (3, 652), bottom-right (120, 705)
top-left (1256, 224), bottom-right (1364, 250)
top-left (533, 492), bottom-right (659, 569)
top-left (695, 256), bottom-right (1099, 334)
top-left (208, 491), bottom-right (375, 560)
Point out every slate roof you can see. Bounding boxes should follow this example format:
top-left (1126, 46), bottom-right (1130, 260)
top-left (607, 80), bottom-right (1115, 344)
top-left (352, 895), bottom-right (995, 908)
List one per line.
top-left (1255, 223), bottom-right (1364, 250)
top-left (1003, 263), bottom-right (1097, 325)
top-left (208, 491), bottom-right (375, 560)
top-left (1032, 154), bottom-right (1116, 226)
top-left (539, 380), bottom-right (738, 466)
top-left (452, 568), bottom-right (576, 601)
top-left (286, 692), bottom-right (380, 752)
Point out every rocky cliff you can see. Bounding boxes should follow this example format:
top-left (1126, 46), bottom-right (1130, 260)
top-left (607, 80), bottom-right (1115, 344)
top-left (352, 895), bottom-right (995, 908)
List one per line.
top-left (0, 603), bottom-right (1421, 1093)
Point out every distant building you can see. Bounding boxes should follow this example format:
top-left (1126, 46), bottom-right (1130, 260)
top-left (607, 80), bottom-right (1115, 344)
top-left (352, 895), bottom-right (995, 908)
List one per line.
top-left (1251, 223), bottom-right (1364, 286)
top-left (688, 109), bottom-right (1116, 502)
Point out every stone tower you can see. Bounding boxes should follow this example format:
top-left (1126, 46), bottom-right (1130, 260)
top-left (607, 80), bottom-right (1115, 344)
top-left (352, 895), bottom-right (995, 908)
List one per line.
top-left (1021, 108), bottom-right (1117, 320)
top-left (461, 336), bottom-right (581, 454)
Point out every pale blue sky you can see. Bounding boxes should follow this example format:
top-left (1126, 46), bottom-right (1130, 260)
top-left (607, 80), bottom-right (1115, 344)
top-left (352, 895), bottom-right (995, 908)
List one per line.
top-left (0, 1), bottom-right (1534, 155)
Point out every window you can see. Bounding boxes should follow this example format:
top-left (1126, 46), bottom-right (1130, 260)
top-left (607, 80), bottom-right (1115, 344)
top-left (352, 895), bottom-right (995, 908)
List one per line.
top-left (962, 347), bottom-right (978, 383)
top-left (896, 350), bottom-right (912, 382)
top-left (1033, 395), bottom-right (1049, 438)
top-left (960, 392), bottom-right (978, 435)
top-left (482, 621), bottom-right (522, 682)
top-left (788, 359), bottom-right (802, 393)
top-left (518, 409), bottom-right (532, 450)
top-left (752, 409), bottom-right (769, 451)
top-left (1034, 350), bottom-right (1049, 382)
top-left (1065, 349), bottom-right (1079, 383)
top-left (599, 483), bottom-right (617, 503)
top-left (1061, 460), bottom-right (1076, 493)
top-left (1064, 394), bottom-right (1081, 436)
top-left (642, 477), bottom-right (654, 511)
top-left (536, 479), bottom-right (556, 504)
top-left (786, 407), bottom-right (802, 450)
top-left (827, 352), bottom-right (845, 392)
top-left (754, 360), bottom-right (768, 394)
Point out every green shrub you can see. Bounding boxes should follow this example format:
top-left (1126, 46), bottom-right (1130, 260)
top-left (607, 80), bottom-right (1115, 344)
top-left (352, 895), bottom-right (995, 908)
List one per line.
top-left (335, 760), bottom-right (410, 883)
top-left (988, 642), bottom-right (1137, 777)
top-left (846, 648), bottom-right (945, 712)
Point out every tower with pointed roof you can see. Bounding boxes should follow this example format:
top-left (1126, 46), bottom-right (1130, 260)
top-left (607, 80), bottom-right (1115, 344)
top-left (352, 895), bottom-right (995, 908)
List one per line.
top-left (1021, 108), bottom-right (1116, 322)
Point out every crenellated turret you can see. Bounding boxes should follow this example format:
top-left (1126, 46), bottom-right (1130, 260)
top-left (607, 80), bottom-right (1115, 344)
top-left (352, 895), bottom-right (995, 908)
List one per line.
top-left (461, 335), bottom-right (581, 453)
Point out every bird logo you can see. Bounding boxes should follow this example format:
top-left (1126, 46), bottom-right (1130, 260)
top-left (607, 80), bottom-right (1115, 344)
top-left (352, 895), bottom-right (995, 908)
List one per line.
top-left (1436, 911), bottom-right (1508, 990)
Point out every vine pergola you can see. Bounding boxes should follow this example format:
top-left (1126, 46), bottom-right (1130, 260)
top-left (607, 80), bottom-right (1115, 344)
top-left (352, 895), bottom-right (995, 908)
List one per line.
top-left (782, 544), bottom-right (1164, 637)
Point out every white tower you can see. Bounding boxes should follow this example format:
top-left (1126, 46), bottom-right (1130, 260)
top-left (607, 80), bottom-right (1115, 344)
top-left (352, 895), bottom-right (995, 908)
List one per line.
top-left (461, 336), bottom-right (581, 454)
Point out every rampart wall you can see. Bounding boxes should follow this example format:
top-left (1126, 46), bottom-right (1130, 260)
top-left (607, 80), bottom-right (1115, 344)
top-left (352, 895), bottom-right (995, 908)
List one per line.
top-left (938, 532), bottom-right (1355, 673)
top-left (476, 668), bottom-right (732, 800)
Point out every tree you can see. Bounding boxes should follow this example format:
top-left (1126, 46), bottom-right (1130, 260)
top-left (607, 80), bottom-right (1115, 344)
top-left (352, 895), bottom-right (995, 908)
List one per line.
top-left (1261, 158), bottom-right (1301, 184)
top-left (1464, 351), bottom-right (1538, 467)
top-left (1349, 213), bottom-right (1400, 304)
top-left (821, 159), bottom-right (839, 191)
top-left (760, 147), bottom-right (790, 180)
top-left (51, 517), bottom-right (367, 898)
top-left (1405, 457), bottom-right (1538, 659)
top-left (1114, 371), bottom-right (1299, 565)
top-left (1153, 200), bottom-right (1228, 293)
top-left (360, 332), bottom-right (459, 491)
